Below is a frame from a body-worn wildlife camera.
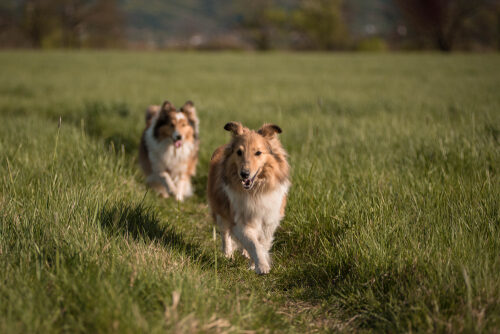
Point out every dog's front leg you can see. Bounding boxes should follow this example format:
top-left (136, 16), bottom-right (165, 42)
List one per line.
top-left (158, 171), bottom-right (177, 196)
top-left (146, 174), bottom-right (169, 198)
top-left (216, 215), bottom-right (235, 258)
top-left (260, 219), bottom-right (280, 254)
top-left (175, 177), bottom-right (187, 201)
top-left (233, 222), bottom-right (270, 274)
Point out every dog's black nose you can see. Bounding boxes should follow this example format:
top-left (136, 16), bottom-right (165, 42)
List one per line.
top-left (240, 169), bottom-right (250, 179)
top-left (174, 134), bottom-right (182, 141)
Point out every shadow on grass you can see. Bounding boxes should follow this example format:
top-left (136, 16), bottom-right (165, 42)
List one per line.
top-left (99, 202), bottom-right (213, 266)
top-left (276, 258), bottom-right (355, 301)
top-left (103, 134), bottom-right (138, 154)
top-left (275, 253), bottom-right (437, 331)
top-left (79, 101), bottom-right (139, 154)
top-left (271, 216), bottom-right (357, 300)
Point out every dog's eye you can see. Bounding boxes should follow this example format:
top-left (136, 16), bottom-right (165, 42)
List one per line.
top-left (255, 151), bottom-right (262, 156)
top-left (237, 149), bottom-right (242, 156)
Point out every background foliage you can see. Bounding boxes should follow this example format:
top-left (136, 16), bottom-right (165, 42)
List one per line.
top-left (1, 0), bottom-right (499, 51)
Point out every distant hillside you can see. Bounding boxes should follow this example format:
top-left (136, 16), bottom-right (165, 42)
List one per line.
top-left (119, 0), bottom-right (242, 47)
top-left (2, 0), bottom-right (497, 50)
top-left (119, 0), bottom-right (401, 48)
top-left (346, 0), bottom-right (401, 37)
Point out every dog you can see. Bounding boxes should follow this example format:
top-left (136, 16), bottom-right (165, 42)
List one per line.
top-left (207, 122), bottom-right (290, 274)
top-left (139, 100), bottom-right (199, 201)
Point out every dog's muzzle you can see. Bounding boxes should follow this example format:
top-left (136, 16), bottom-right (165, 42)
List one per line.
top-left (240, 168), bottom-right (260, 190)
top-left (173, 132), bottom-right (182, 148)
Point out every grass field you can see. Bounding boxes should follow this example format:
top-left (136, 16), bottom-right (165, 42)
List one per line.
top-left (0, 51), bottom-right (499, 333)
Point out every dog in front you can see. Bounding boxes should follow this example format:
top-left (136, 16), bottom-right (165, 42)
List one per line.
top-left (139, 100), bottom-right (199, 201)
top-left (207, 122), bottom-right (290, 274)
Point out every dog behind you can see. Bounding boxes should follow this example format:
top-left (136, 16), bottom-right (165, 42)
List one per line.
top-left (139, 100), bottom-right (199, 201)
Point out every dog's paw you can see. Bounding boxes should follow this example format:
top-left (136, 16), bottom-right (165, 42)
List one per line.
top-left (247, 262), bottom-right (255, 271)
top-left (175, 194), bottom-right (184, 202)
top-left (241, 249), bottom-right (251, 259)
top-left (255, 262), bottom-right (270, 275)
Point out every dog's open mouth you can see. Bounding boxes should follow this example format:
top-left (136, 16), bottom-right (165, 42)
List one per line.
top-left (241, 178), bottom-right (253, 190)
top-left (241, 169), bottom-right (260, 190)
top-left (174, 140), bottom-right (183, 148)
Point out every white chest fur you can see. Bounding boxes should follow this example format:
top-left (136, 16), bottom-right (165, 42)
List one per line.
top-left (224, 181), bottom-right (290, 226)
top-left (144, 124), bottom-right (193, 181)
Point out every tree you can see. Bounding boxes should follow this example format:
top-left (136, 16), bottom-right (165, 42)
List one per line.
top-left (239, 0), bottom-right (287, 50)
top-left (0, 1), bottom-right (29, 47)
top-left (23, 0), bottom-right (54, 47)
top-left (394, 0), bottom-right (495, 51)
top-left (292, 0), bottom-right (348, 50)
top-left (81, 0), bottom-right (124, 48)
top-left (21, 0), bottom-right (124, 48)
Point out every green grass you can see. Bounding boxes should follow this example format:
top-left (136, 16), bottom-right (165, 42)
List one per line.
top-left (0, 51), bottom-right (499, 333)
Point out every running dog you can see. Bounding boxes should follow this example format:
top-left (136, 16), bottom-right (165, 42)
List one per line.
top-left (207, 122), bottom-right (290, 274)
top-left (139, 100), bottom-right (199, 201)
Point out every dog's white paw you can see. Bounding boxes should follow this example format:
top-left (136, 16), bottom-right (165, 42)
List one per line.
top-left (241, 249), bottom-right (251, 259)
top-left (223, 250), bottom-right (234, 259)
top-left (175, 193), bottom-right (184, 202)
top-left (255, 262), bottom-right (270, 275)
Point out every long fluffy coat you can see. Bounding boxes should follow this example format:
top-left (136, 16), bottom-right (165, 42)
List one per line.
top-left (139, 100), bottom-right (199, 201)
top-left (207, 122), bottom-right (290, 274)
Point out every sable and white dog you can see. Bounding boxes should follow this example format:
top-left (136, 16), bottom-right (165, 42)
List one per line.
top-left (139, 100), bottom-right (199, 201)
top-left (207, 122), bottom-right (290, 274)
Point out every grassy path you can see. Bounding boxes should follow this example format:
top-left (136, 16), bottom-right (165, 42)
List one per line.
top-left (1, 52), bottom-right (499, 333)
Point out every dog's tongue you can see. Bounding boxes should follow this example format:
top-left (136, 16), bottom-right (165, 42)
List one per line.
top-left (174, 140), bottom-right (182, 148)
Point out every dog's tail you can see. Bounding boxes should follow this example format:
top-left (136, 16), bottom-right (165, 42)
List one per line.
top-left (145, 105), bottom-right (161, 127)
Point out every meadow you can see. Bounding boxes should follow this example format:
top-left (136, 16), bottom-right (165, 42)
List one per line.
top-left (0, 51), bottom-right (499, 333)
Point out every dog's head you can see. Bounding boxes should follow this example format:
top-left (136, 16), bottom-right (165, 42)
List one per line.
top-left (153, 101), bottom-right (195, 147)
top-left (223, 122), bottom-right (284, 191)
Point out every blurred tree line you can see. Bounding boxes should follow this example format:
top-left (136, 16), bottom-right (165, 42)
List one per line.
top-left (0, 0), bottom-right (499, 51)
top-left (395, 0), bottom-right (500, 51)
top-left (239, 0), bottom-right (348, 50)
top-left (240, 0), bottom-right (500, 51)
top-left (0, 0), bottom-right (124, 48)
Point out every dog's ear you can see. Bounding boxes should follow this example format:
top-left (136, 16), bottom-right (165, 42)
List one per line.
top-left (180, 100), bottom-right (194, 113)
top-left (180, 101), bottom-right (196, 122)
top-left (145, 105), bottom-right (160, 127)
top-left (161, 100), bottom-right (176, 112)
top-left (180, 100), bottom-right (199, 138)
top-left (157, 103), bottom-right (172, 124)
top-left (258, 123), bottom-right (282, 138)
top-left (224, 122), bottom-right (244, 136)
top-left (157, 109), bottom-right (169, 123)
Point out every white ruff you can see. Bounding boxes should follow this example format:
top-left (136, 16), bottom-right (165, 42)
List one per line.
top-left (223, 181), bottom-right (290, 231)
top-left (144, 119), bottom-right (194, 184)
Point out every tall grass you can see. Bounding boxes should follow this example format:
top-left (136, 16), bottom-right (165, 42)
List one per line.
top-left (1, 51), bottom-right (499, 332)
